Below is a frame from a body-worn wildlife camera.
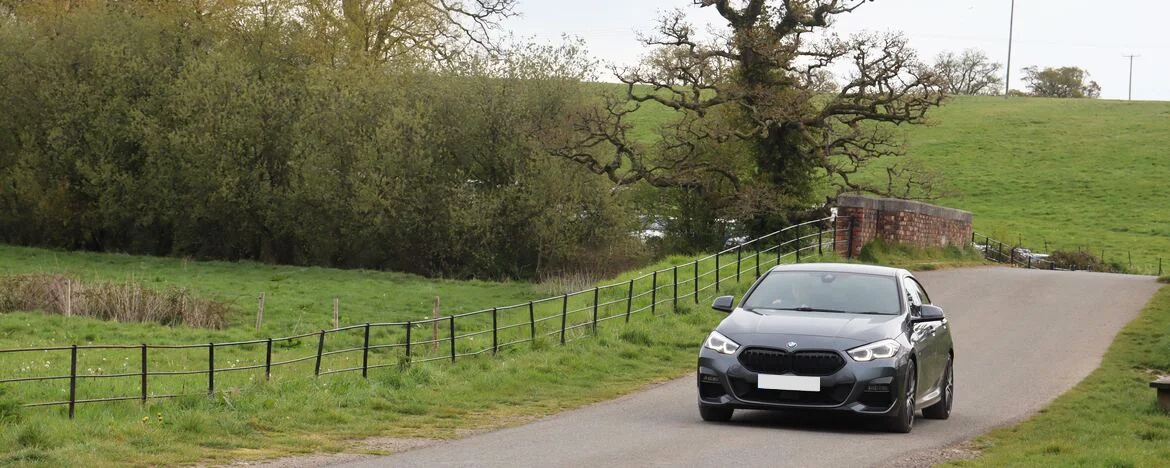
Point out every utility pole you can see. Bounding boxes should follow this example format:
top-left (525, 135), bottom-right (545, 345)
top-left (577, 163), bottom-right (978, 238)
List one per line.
top-left (1004, 0), bottom-right (1016, 97)
top-left (1123, 54), bottom-right (1140, 101)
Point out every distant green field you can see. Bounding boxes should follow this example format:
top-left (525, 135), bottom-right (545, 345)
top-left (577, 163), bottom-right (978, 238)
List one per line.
top-left (629, 95), bottom-right (1170, 274)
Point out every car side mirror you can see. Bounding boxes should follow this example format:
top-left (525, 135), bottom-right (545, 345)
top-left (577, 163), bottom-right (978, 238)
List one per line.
top-left (912, 304), bottom-right (946, 323)
top-left (711, 296), bottom-right (735, 313)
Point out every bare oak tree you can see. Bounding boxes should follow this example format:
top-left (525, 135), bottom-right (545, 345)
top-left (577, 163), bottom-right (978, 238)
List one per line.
top-left (934, 49), bottom-right (1002, 96)
top-left (551, 0), bottom-right (944, 221)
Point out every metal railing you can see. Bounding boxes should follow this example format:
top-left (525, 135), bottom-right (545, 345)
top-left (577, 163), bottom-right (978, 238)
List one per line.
top-left (0, 216), bottom-right (856, 418)
top-left (972, 231), bottom-right (1163, 275)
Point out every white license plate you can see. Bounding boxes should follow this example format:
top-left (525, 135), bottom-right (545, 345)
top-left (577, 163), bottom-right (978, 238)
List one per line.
top-left (758, 374), bottom-right (820, 392)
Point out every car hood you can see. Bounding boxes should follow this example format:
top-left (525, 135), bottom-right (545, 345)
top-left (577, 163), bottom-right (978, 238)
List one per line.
top-left (717, 308), bottom-right (903, 346)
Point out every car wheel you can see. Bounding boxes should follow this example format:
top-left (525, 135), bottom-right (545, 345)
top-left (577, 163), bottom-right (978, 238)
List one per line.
top-left (698, 403), bottom-right (734, 422)
top-left (886, 360), bottom-right (916, 433)
top-left (923, 355), bottom-right (953, 420)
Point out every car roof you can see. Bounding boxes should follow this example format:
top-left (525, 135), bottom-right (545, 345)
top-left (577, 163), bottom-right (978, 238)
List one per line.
top-left (766, 262), bottom-right (906, 277)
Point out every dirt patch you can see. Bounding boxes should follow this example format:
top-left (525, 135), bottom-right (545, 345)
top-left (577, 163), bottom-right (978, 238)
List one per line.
top-left (884, 440), bottom-right (983, 467)
top-left (221, 438), bottom-right (438, 467)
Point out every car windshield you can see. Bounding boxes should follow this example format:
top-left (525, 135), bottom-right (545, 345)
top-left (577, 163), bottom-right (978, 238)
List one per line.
top-left (741, 271), bottom-right (901, 315)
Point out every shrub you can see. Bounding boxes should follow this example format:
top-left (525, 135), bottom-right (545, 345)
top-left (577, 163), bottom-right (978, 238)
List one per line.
top-left (1048, 250), bottom-right (1123, 273)
top-left (0, 274), bottom-right (228, 328)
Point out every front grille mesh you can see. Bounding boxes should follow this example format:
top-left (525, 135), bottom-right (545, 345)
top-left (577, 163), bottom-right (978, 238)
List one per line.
top-left (738, 348), bottom-right (845, 376)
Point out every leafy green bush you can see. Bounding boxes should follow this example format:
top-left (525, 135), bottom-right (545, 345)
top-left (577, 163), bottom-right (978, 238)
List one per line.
top-left (0, 5), bottom-right (636, 280)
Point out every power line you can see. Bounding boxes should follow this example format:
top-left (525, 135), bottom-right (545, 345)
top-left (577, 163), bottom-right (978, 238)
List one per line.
top-left (1123, 54), bottom-right (1140, 101)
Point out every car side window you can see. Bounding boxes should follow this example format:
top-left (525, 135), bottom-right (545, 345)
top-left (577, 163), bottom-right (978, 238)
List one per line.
top-left (902, 278), bottom-right (924, 310)
top-left (909, 278), bottom-right (931, 305)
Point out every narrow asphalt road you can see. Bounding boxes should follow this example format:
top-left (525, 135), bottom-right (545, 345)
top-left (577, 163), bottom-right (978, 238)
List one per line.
top-left (336, 267), bottom-right (1162, 468)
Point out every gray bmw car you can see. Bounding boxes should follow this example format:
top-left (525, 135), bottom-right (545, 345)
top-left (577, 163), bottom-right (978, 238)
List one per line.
top-left (697, 263), bottom-right (953, 433)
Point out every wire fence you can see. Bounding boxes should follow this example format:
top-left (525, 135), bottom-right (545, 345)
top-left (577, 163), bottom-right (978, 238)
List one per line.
top-left (972, 231), bottom-right (1164, 275)
top-left (0, 216), bottom-right (857, 419)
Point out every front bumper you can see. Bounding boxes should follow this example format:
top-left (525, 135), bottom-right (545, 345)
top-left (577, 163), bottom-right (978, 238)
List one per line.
top-left (698, 346), bottom-right (907, 415)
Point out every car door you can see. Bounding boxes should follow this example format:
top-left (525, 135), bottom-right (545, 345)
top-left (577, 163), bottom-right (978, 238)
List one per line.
top-left (903, 276), bottom-right (941, 391)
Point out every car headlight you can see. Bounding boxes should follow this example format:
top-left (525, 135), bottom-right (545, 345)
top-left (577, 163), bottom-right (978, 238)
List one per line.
top-left (847, 339), bottom-right (901, 362)
top-left (703, 331), bottom-right (741, 355)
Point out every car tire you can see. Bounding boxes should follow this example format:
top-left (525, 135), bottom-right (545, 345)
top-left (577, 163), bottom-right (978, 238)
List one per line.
top-left (698, 404), bottom-right (734, 422)
top-left (886, 360), bottom-right (916, 433)
top-left (923, 355), bottom-right (953, 420)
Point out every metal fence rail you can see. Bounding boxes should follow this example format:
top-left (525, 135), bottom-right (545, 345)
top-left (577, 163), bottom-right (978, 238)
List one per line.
top-left (972, 231), bottom-right (1163, 275)
top-left (0, 216), bottom-right (855, 418)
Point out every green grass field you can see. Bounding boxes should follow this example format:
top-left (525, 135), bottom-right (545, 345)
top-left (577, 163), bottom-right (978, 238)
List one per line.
top-left (629, 94), bottom-right (1170, 274)
top-left (886, 97), bottom-right (1170, 274)
top-left (3, 232), bottom-right (980, 466)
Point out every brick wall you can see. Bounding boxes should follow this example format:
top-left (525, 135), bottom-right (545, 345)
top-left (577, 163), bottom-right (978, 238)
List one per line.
top-left (833, 195), bottom-right (973, 258)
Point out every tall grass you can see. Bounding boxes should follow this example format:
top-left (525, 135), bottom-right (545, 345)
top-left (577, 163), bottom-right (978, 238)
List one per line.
top-left (0, 274), bottom-right (229, 329)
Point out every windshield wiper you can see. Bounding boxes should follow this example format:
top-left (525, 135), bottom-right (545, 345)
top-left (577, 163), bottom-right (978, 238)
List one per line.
top-left (773, 306), bottom-right (850, 313)
top-left (764, 307), bottom-right (892, 315)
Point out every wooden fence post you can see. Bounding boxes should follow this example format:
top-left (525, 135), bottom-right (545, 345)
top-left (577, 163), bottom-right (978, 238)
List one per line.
top-left (256, 292), bottom-right (264, 331)
top-left (65, 279), bottom-right (73, 317)
top-left (332, 297), bottom-right (339, 328)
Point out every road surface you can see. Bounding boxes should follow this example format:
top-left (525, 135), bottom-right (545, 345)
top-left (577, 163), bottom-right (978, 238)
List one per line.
top-left (336, 267), bottom-right (1162, 468)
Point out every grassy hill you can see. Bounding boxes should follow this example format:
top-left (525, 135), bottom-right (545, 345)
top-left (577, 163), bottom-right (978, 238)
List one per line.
top-left (630, 95), bottom-right (1170, 274)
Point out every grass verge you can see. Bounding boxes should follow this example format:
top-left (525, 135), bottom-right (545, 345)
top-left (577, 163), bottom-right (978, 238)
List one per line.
top-left (857, 239), bottom-right (986, 272)
top-left (949, 283), bottom-right (1170, 467)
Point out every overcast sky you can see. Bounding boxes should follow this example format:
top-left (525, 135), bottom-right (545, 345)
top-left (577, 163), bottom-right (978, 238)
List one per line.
top-left (503, 0), bottom-right (1169, 101)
